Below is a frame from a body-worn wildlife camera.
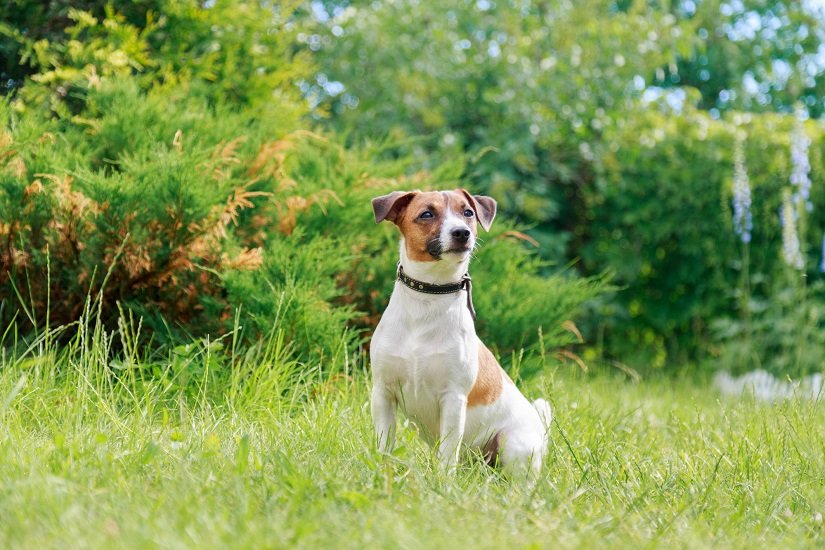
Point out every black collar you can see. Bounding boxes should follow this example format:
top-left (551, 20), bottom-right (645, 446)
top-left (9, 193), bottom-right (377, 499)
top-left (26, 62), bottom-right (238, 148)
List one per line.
top-left (396, 263), bottom-right (476, 319)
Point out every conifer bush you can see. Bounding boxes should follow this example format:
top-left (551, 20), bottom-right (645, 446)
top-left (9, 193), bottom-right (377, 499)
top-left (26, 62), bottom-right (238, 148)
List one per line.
top-left (0, 77), bottom-right (604, 369)
top-left (0, 84), bottom-right (267, 334)
top-left (0, 1), bottom-right (608, 373)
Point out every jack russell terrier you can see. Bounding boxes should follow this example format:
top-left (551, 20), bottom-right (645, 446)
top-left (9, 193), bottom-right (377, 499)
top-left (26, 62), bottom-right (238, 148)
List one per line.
top-left (370, 189), bottom-right (552, 476)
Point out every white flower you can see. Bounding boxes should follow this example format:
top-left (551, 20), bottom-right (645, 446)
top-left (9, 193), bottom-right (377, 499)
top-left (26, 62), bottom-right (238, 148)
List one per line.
top-left (790, 106), bottom-right (812, 211)
top-left (781, 189), bottom-right (804, 271)
top-left (732, 134), bottom-right (752, 243)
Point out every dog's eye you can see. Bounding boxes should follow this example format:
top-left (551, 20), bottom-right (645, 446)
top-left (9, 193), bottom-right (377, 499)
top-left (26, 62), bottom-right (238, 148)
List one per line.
top-left (463, 209), bottom-right (475, 218)
top-left (419, 211), bottom-right (434, 219)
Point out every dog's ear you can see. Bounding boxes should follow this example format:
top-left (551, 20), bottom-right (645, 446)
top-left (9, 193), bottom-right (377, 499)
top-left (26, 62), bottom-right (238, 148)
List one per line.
top-left (372, 191), bottom-right (416, 224)
top-left (460, 189), bottom-right (497, 231)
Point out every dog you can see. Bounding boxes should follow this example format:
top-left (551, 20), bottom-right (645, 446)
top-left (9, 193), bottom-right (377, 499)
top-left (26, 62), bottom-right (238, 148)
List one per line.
top-left (369, 189), bottom-right (552, 477)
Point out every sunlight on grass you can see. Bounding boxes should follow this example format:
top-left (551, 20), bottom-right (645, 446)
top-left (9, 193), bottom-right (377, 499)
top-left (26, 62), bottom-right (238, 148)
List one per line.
top-left (2, 341), bottom-right (823, 548)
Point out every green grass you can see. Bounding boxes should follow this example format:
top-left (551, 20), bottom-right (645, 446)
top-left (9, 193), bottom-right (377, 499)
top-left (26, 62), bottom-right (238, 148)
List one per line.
top-left (1, 334), bottom-right (824, 549)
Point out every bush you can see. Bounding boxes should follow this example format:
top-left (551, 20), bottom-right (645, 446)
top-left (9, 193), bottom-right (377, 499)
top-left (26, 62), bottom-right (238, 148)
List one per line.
top-left (0, 81), bottom-right (281, 335)
top-left (6, 0), bottom-right (821, 375)
top-left (580, 106), bottom-right (825, 367)
top-left (0, 75), bottom-right (606, 370)
top-left (307, 0), bottom-right (825, 371)
top-left (220, 131), bottom-right (610, 364)
top-left (3, 0), bottom-right (310, 120)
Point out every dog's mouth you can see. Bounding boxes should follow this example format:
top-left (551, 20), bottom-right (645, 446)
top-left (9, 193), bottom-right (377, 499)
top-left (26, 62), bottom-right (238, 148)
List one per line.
top-left (426, 238), bottom-right (443, 259)
top-left (443, 245), bottom-right (472, 255)
top-left (427, 238), bottom-right (472, 259)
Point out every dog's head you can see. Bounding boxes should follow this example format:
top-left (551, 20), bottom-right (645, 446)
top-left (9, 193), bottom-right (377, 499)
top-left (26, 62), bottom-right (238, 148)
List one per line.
top-left (371, 189), bottom-right (496, 263)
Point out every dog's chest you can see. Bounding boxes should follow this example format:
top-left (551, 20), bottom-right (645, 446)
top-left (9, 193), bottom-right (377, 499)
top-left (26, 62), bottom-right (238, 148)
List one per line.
top-left (371, 286), bottom-right (478, 434)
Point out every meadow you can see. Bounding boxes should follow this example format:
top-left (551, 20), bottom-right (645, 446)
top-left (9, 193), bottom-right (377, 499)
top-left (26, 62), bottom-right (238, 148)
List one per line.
top-left (2, 327), bottom-right (824, 548)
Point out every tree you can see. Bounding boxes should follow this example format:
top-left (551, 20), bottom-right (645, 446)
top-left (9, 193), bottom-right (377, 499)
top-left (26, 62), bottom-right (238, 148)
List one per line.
top-left (657, 0), bottom-right (825, 116)
top-left (307, 0), bottom-right (695, 255)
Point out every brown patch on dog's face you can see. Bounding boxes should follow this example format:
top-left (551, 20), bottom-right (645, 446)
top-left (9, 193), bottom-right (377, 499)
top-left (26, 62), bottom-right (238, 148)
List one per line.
top-left (394, 190), bottom-right (478, 262)
top-left (372, 189), bottom-right (495, 261)
top-left (467, 341), bottom-right (505, 407)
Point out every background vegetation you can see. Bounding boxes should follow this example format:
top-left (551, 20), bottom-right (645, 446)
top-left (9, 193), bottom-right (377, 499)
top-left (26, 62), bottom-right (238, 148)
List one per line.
top-left (306, 0), bottom-right (825, 371)
top-left (2, 0), bottom-right (823, 375)
top-left (0, 0), bottom-right (606, 372)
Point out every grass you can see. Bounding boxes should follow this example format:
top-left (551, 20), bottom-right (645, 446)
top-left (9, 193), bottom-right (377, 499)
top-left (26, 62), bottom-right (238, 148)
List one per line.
top-left (1, 329), bottom-right (824, 549)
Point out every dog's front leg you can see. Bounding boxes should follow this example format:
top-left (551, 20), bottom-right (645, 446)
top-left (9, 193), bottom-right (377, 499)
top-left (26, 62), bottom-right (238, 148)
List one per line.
top-left (437, 391), bottom-right (467, 472)
top-left (371, 384), bottom-right (397, 454)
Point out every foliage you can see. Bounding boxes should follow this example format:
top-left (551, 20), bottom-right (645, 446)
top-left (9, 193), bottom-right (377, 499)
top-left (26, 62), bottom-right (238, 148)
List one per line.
top-left (711, 280), bottom-right (825, 377)
top-left (0, 2), bottom-right (606, 370)
top-left (580, 106), bottom-right (825, 365)
top-left (6, 0), bottom-right (821, 372)
top-left (2, 0), bottom-right (310, 123)
top-left (1, 90), bottom-right (252, 334)
top-left (659, 0), bottom-right (825, 117)
top-left (218, 132), bottom-right (609, 362)
top-left (310, 0), bottom-right (825, 119)
top-left (308, 0), bottom-right (696, 257)
top-left (0, 0), bottom-right (155, 91)
top-left (308, 1), bottom-right (825, 367)
top-left (0, 83), bottom-right (322, 357)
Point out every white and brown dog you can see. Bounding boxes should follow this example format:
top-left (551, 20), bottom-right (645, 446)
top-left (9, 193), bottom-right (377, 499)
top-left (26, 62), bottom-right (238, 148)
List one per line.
top-left (370, 189), bottom-right (552, 476)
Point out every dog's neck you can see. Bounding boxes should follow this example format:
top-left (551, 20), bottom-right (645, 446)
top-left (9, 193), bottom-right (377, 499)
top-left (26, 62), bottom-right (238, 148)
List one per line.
top-left (398, 238), bottom-right (471, 285)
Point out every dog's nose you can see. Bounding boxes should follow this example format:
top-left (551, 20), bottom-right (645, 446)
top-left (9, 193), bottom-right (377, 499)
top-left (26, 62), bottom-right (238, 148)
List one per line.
top-left (451, 228), bottom-right (471, 242)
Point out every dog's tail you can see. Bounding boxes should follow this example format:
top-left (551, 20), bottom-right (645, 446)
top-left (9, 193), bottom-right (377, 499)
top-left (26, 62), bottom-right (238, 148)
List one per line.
top-left (532, 398), bottom-right (553, 433)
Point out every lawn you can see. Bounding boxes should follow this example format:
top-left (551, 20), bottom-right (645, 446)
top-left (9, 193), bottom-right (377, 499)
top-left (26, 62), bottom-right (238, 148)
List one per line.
top-left (1, 339), bottom-right (823, 549)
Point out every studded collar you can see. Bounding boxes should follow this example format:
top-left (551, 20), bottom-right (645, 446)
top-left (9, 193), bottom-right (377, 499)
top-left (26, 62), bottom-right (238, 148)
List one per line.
top-left (396, 263), bottom-right (476, 319)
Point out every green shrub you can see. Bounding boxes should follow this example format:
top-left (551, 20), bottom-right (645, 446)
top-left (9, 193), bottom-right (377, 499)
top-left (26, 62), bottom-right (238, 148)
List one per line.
top-left (221, 131), bottom-right (610, 365)
top-left (580, 106), bottom-right (825, 366)
top-left (0, 79), bottom-right (606, 370)
top-left (0, 84), bottom-right (269, 334)
top-left (307, 0), bottom-right (825, 370)
top-left (0, 0), bottom-right (609, 375)
top-left (4, 1), bottom-right (310, 120)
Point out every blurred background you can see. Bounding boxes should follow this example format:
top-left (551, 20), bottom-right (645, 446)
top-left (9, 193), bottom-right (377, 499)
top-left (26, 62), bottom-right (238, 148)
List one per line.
top-left (1, 0), bottom-right (823, 378)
